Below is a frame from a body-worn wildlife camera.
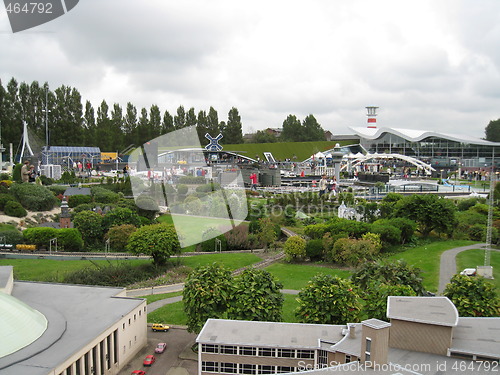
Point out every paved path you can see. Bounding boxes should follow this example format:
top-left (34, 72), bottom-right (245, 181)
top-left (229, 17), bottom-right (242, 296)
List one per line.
top-left (438, 243), bottom-right (487, 294)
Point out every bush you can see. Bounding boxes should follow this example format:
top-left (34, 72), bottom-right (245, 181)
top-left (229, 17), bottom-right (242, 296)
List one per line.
top-left (59, 171), bottom-right (76, 184)
top-left (457, 197), bottom-right (486, 211)
top-left (305, 239), bottom-right (324, 261)
top-left (178, 176), bottom-right (206, 184)
top-left (196, 182), bottom-right (221, 193)
top-left (224, 225), bottom-right (250, 250)
top-left (105, 224), bottom-right (137, 251)
top-left (4, 201), bottom-right (27, 217)
top-left (370, 223), bottom-right (402, 248)
top-left (57, 228), bottom-right (84, 251)
top-left (328, 219), bottom-right (370, 239)
top-left (0, 194), bottom-right (16, 210)
top-left (91, 186), bottom-right (120, 204)
top-left (12, 163), bottom-right (22, 183)
top-left (284, 236), bottom-right (306, 262)
top-left (68, 194), bottom-right (92, 208)
top-left (248, 220), bottom-right (260, 234)
top-left (23, 227), bottom-right (58, 247)
top-left (9, 183), bottom-right (57, 211)
top-left (73, 202), bottom-right (100, 214)
top-left (38, 175), bottom-right (53, 185)
top-left (176, 184), bottom-right (189, 195)
top-left (304, 223), bottom-right (329, 239)
top-left (0, 225), bottom-right (23, 245)
top-left (73, 210), bottom-right (104, 246)
top-left (134, 195), bottom-right (159, 221)
top-left (102, 207), bottom-right (141, 232)
top-left (330, 235), bottom-right (381, 267)
top-left (48, 185), bottom-right (68, 196)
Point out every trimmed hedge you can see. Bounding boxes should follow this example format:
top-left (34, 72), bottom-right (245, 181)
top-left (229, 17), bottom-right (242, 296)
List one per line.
top-left (9, 183), bottom-right (57, 211)
top-left (4, 201), bottom-right (27, 217)
top-left (0, 194), bottom-right (16, 210)
top-left (68, 194), bottom-right (92, 208)
top-left (0, 225), bottom-right (23, 245)
top-left (22, 227), bottom-right (84, 251)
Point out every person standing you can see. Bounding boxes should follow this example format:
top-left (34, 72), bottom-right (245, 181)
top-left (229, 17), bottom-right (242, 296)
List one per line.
top-left (21, 161), bottom-right (30, 183)
top-left (319, 174), bottom-right (328, 197)
top-left (249, 172), bottom-right (258, 191)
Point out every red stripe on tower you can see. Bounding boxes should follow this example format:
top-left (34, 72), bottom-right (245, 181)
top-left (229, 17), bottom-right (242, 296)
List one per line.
top-left (366, 106), bottom-right (378, 129)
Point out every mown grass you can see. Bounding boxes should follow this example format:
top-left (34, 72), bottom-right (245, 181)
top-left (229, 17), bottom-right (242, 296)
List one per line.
top-left (456, 249), bottom-right (500, 292)
top-left (139, 291), bottom-right (183, 305)
top-left (0, 258), bottom-right (151, 282)
top-left (385, 240), bottom-right (477, 292)
top-left (181, 252), bottom-right (262, 270)
top-left (264, 262), bottom-right (352, 290)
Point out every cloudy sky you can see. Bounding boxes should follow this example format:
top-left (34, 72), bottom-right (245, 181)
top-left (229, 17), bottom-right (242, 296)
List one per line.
top-left (1, 0), bottom-right (499, 137)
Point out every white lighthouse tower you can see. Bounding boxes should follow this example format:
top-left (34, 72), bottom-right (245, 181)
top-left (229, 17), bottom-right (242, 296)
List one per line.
top-left (366, 106), bottom-right (378, 129)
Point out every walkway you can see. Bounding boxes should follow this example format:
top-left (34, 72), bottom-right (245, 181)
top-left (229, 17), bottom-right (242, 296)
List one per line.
top-left (437, 243), bottom-right (487, 294)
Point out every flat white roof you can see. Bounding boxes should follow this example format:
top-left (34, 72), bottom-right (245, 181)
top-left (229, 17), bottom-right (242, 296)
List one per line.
top-left (387, 297), bottom-right (459, 327)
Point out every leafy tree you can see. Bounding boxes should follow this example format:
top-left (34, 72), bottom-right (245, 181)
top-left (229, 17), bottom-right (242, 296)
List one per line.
top-left (137, 107), bottom-right (149, 144)
top-left (295, 274), bottom-right (361, 324)
top-left (227, 268), bottom-right (283, 322)
top-left (174, 105), bottom-right (186, 129)
top-left (444, 274), bottom-right (500, 317)
top-left (250, 130), bottom-right (278, 143)
top-left (183, 263), bottom-right (233, 333)
top-left (95, 100), bottom-right (113, 150)
top-left (83, 100), bottom-right (96, 146)
top-left (302, 114), bottom-right (325, 141)
top-left (110, 103), bottom-right (124, 150)
top-left (186, 107), bottom-right (197, 129)
top-left (485, 119), bottom-right (500, 142)
top-left (196, 110), bottom-right (209, 144)
top-left (73, 210), bottom-right (104, 246)
top-left (363, 282), bottom-right (416, 321)
top-left (102, 207), bottom-right (141, 232)
top-left (281, 114), bottom-right (302, 142)
top-left (393, 194), bottom-right (457, 237)
top-left (378, 192), bottom-right (403, 218)
top-left (283, 235), bottom-right (306, 262)
top-left (257, 217), bottom-right (277, 250)
top-left (351, 260), bottom-right (426, 296)
top-left (150, 104), bottom-right (162, 139)
top-left (162, 109), bottom-right (174, 134)
top-left (105, 224), bottom-right (137, 251)
top-left (126, 223), bottom-right (180, 266)
top-left (123, 102), bottom-right (138, 147)
top-left (207, 106), bottom-right (220, 135)
top-left (223, 107), bottom-right (243, 144)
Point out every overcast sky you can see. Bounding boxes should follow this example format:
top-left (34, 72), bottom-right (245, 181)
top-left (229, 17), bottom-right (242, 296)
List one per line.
top-left (1, 0), bottom-right (499, 138)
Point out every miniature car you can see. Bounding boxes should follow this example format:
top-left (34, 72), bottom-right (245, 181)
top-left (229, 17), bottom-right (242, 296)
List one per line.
top-left (152, 323), bottom-right (170, 332)
top-left (143, 355), bottom-right (156, 366)
top-left (131, 371), bottom-right (146, 375)
top-left (155, 342), bottom-right (167, 353)
top-left (460, 268), bottom-right (476, 276)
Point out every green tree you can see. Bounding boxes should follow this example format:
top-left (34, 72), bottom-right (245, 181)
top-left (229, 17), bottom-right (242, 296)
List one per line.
top-left (444, 274), bottom-right (500, 317)
top-left (351, 260), bottom-right (426, 296)
top-left (363, 282), bottom-right (416, 321)
top-left (223, 107), bottom-right (243, 144)
top-left (105, 224), bottom-right (137, 251)
top-left (295, 274), bottom-right (361, 324)
top-left (126, 223), bottom-right (180, 266)
top-left (137, 107), bottom-right (149, 144)
top-left (250, 130), bottom-right (278, 143)
top-left (73, 210), bottom-right (104, 247)
top-left (196, 110), bottom-right (209, 145)
top-left (283, 235), bottom-right (306, 262)
top-left (227, 268), bottom-right (283, 322)
top-left (174, 105), bottom-right (186, 129)
top-left (393, 194), bottom-right (457, 237)
top-left (183, 263), bottom-right (233, 333)
top-left (485, 119), bottom-right (500, 142)
top-left (302, 114), bottom-right (325, 141)
top-left (162, 109), bottom-right (174, 134)
top-left (150, 104), bottom-right (162, 139)
top-left (207, 106), bottom-right (220, 135)
top-left (186, 107), bottom-right (197, 129)
top-left (102, 207), bottom-right (141, 232)
top-left (257, 217), bottom-right (277, 250)
top-left (123, 102), bottom-right (138, 148)
top-left (83, 100), bottom-right (96, 146)
top-left (110, 103), bottom-right (124, 150)
top-left (95, 100), bottom-right (113, 150)
top-left (281, 114), bottom-right (302, 142)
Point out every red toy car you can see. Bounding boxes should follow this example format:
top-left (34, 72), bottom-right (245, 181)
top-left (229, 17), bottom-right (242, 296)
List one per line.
top-left (131, 371), bottom-right (146, 375)
top-left (143, 355), bottom-right (156, 366)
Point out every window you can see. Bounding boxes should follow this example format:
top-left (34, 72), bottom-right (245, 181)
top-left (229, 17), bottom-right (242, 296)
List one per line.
top-left (276, 366), bottom-right (294, 373)
top-left (241, 364), bottom-right (256, 375)
top-left (128, 318), bottom-right (131, 325)
top-left (277, 349), bottom-right (295, 358)
top-left (259, 365), bottom-right (275, 374)
top-left (134, 314), bottom-right (136, 321)
top-left (259, 347), bottom-right (275, 357)
top-left (240, 346), bottom-right (257, 356)
top-left (122, 323), bottom-right (125, 330)
top-left (345, 355), bottom-right (351, 363)
top-left (220, 362), bottom-right (237, 374)
top-left (201, 344), bottom-right (219, 353)
top-left (365, 338), bottom-right (371, 353)
top-left (220, 345), bottom-right (237, 355)
top-left (202, 362), bottom-right (219, 372)
top-left (318, 350), bottom-right (328, 367)
top-left (297, 350), bottom-right (314, 359)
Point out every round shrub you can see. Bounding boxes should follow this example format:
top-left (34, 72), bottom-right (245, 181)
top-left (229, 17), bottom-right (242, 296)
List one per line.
top-left (176, 184), bottom-right (188, 195)
top-left (196, 182), bottom-right (221, 193)
top-left (4, 201), bottom-right (27, 217)
top-left (135, 195), bottom-right (159, 221)
top-left (68, 194), bottom-right (92, 208)
top-left (304, 223), bottom-right (329, 239)
top-left (48, 185), bottom-right (67, 196)
top-left (370, 223), bottom-right (402, 248)
top-left (105, 224), bottom-right (137, 251)
top-left (102, 207), bottom-right (141, 232)
top-left (305, 239), bottom-right (324, 261)
top-left (284, 236), bottom-right (306, 262)
top-left (0, 194), bottom-right (16, 210)
top-left (73, 210), bottom-right (104, 246)
top-left (57, 228), bottom-right (84, 251)
top-left (249, 220), bottom-right (260, 234)
top-left (91, 186), bottom-right (120, 204)
top-left (9, 183), bottom-right (57, 211)
top-left (12, 163), bottom-right (22, 183)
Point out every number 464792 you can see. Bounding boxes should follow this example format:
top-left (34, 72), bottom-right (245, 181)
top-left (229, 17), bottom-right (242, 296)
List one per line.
top-left (5, 2), bottom-right (53, 14)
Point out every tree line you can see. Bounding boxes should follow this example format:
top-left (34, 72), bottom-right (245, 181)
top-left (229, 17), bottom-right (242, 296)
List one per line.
top-left (0, 77), bottom-right (245, 153)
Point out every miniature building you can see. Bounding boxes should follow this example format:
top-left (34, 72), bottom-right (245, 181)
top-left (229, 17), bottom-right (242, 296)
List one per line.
top-left (59, 198), bottom-right (71, 229)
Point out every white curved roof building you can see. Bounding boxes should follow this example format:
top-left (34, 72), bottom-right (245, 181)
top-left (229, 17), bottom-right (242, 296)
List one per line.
top-left (349, 126), bottom-right (500, 168)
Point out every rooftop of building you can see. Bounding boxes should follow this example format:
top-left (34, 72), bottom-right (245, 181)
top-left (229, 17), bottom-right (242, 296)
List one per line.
top-left (387, 296), bottom-right (459, 327)
top-left (0, 266), bottom-right (145, 375)
top-left (197, 319), bottom-right (345, 349)
top-left (451, 317), bottom-right (500, 360)
top-left (349, 126), bottom-right (500, 146)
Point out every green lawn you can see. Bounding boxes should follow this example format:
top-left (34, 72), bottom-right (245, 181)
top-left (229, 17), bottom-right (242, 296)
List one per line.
top-left (456, 249), bottom-right (500, 292)
top-left (385, 240), bottom-right (477, 292)
top-left (264, 262), bottom-right (352, 290)
top-left (282, 294), bottom-right (299, 323)
top-left (139, 291), bottom-right (183, 304)
top-left (0, 258), bottom-right (151, 282)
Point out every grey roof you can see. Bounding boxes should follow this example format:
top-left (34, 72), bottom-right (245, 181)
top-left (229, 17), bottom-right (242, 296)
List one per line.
top-left (0, 280), bottom-right (145, 375)
top-left (450, 317), bottom-right (500, 360)
top-left (197, 319), bottom-right (345, 349)
top-left (326, 323), bottom-right (363, 357)
top-left (387, 296), bottom-right (459, 327)
top-left (46, 146), bottom-right (101, 154)
top-left (362, 319), bottom-right (391, 330)
top-left (63, 187), bottom-right (91, 196)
